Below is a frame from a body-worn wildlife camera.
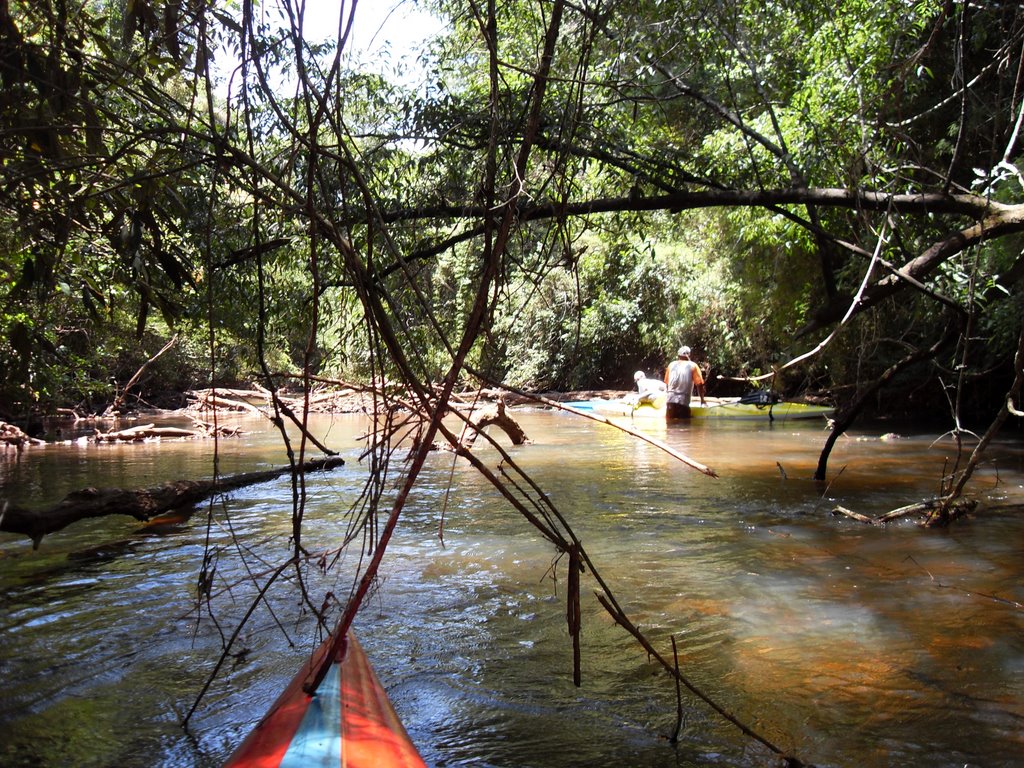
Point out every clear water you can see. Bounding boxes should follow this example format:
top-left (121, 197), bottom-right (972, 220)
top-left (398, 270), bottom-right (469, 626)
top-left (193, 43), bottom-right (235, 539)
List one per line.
top-left (1, 411), bottom-right (1022, 767)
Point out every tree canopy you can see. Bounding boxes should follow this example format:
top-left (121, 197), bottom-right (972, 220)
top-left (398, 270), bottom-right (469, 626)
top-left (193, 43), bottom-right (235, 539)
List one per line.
top-left (1, 0), bottom-right (1021, 422)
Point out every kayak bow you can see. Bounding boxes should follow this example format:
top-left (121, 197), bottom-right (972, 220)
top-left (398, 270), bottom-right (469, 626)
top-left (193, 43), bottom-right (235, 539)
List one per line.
top-left (224, 633), bottom-right (425, 768)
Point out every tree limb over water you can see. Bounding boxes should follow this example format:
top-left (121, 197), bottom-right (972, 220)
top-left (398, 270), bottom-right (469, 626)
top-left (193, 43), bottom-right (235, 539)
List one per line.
top-left (0, 457), bottom-right (345, 549)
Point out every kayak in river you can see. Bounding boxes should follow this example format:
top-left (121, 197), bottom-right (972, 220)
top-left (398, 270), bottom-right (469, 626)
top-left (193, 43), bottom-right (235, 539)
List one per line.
top-left (565, 395), bottom-right (834, 422)
top-left (224, 631), bottom-right (425, 768)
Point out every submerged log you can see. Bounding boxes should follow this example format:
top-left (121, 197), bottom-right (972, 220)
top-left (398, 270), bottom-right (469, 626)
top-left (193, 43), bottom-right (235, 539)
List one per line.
top-left (0, 456), bottom-right (345, 548)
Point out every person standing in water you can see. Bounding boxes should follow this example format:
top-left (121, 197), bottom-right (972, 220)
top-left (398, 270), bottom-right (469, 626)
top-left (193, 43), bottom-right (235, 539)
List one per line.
top-left (664, 345), bottom-right (706, 420)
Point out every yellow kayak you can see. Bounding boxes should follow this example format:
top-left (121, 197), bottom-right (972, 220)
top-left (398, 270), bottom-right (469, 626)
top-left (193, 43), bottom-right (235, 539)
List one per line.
top-left (581, 396), bottom-right (834, 422)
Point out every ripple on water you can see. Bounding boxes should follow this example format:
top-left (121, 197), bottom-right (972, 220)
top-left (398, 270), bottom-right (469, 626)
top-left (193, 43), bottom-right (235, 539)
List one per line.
top-left (1, 413), bottom-right (1023, 768)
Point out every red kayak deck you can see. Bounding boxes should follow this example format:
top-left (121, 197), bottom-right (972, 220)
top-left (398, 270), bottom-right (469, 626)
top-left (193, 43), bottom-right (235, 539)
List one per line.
top-left (225, 633), bottom-right (426, 768)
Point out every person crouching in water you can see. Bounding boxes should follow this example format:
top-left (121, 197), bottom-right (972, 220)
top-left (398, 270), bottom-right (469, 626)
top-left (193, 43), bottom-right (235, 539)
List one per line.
top-left (664, 345), bottom-right (706, 419)
top-left (633, 370), bottom-right (666, 406)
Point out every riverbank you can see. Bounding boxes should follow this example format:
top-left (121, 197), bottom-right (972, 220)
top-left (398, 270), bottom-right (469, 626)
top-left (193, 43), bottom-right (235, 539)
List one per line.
top-left (6, 385), bottom-right (637, 441)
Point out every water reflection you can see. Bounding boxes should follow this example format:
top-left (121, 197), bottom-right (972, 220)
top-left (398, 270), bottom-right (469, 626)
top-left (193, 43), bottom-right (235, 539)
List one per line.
top-left (1, 411), bottom-right (1022, 767)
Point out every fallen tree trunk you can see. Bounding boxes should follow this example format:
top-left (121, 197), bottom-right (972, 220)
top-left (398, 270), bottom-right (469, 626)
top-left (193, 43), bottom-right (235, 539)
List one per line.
top-left (0, 456), bottom-right (346, 548)
top-left (93, 424), bottom-right (202, 442)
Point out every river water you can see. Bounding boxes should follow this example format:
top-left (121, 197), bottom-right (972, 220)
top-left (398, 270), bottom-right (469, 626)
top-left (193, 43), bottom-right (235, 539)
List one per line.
top-left (1, 409), bottom-right (1022, 767)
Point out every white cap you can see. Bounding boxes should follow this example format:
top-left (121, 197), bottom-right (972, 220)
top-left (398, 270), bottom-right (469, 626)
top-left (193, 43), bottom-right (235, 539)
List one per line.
top-left (634, 370), bottom-right (645, 381)
top-left (678, 345), bottom-right (691, 356)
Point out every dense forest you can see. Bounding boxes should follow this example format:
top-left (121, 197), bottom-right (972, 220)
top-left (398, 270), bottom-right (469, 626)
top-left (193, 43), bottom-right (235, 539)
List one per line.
top-left (3, 1), bottom-right (1024, 763)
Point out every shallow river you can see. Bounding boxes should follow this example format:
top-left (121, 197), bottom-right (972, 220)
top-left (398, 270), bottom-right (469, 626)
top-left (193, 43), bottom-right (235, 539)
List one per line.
top-left (1, 409), bottom-right (1022, 768)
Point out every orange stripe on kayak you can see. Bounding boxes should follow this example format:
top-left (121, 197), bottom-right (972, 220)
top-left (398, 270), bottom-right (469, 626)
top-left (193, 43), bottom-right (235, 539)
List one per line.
top-left (340, 636), bottom-right (425, 768)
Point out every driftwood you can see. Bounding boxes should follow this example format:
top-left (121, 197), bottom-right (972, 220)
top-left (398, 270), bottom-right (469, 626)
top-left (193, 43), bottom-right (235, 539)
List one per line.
top-left (832, 497), bottom-right (978, 527)
top-left (94, 424), bottom-right (201, 442)
top-left (91, 421), bottom-right (246, 443)
top-left (107, 334), bottom-right (178, 414)
top-left (459, 399), bottom-right (529, 449)
top-left (192, 392), bottom-right (266, 415)
top-left (1, 422), bottom-right (46, 448)
top-left (191, 420), bottom-right (246, 437)
top-left (0, 456), bottom-right (345, 548)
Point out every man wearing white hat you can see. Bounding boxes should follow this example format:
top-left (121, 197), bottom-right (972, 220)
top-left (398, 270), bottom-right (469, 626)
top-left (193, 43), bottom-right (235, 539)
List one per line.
top-left (633, 370), bottom-right (667, 406)
top-left (664, 345), bottom-right (706, 419)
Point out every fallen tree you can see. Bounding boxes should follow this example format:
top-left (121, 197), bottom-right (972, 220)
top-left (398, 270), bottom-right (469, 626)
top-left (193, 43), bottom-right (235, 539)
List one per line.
top-left (457, 399), bottom-right (530, 450)
top-left (92, 421), bottom-right (245, 442)
top-left (0, 456), bottom-right (346, 548)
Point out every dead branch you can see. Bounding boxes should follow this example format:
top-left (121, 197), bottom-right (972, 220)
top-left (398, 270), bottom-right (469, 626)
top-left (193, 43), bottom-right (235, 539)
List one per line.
top-left (91, 421), bottom-right (247, 442)
top-left (0, 456), bottom-right (345, 547)
top-left (517, 392), bottom-right (715, 477)
top-left (831, 506), bottom-right (877, 524)
top-left (832, 497), bottom-right (978, 526)
top-left (460, 368), bottom-right (717, 477)
top-left (426, 408), bottom-right (801, 761)
top-left (186, 388), bottom-right (337, 454)
top-left (815, 323), bottom-right (957, 480)
top-left (594, 591), bottom-right (801, 764)
top-left (191, 420), bottom-right (246, 437)
top-left (190, 390), bottom-right (268, 416)
top-left (936, 326), bottom-right (1024, 506)
top-left (107, 335), bottom-right (178, 414)
top-left (459, 399), bottom-right (529, 450)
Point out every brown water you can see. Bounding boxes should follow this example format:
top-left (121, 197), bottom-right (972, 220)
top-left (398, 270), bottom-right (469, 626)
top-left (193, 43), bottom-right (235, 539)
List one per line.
top-left (1, 410), bottom-right (1022, 767)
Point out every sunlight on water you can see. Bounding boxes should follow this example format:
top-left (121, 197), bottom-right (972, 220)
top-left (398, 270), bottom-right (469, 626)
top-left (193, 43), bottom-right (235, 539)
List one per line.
top-left (1, 410), bottom-right (1022, 767)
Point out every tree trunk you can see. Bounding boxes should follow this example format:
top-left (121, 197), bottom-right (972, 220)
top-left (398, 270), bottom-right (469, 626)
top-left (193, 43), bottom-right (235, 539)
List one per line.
top-left (815, 323), bottom-right (956, 481)
top-left (0, 456), bottom-right (345, 548)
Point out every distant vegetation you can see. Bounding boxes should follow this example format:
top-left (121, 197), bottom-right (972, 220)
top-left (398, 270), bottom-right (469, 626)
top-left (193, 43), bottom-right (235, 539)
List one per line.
top-left (0, 0), bottom-right (1021, 430)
